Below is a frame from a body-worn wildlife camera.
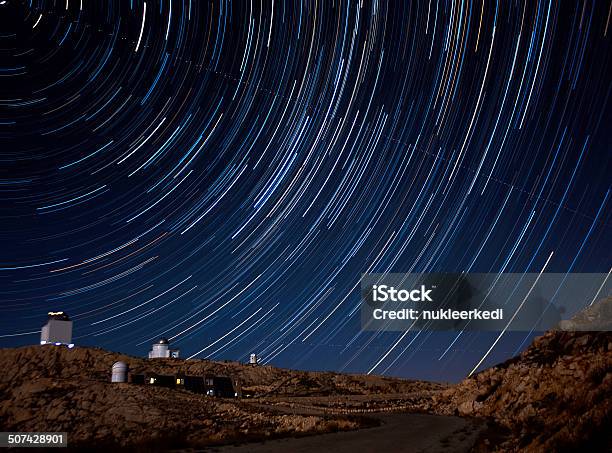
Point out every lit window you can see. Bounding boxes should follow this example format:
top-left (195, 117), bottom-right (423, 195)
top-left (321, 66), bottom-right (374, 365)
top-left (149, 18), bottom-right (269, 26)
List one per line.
top-left (150, 378), bottom-right (155, 384)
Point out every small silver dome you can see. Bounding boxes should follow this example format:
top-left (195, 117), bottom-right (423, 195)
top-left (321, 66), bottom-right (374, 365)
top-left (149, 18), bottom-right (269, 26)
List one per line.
top-left (111, 361), bottom-right (129, 383)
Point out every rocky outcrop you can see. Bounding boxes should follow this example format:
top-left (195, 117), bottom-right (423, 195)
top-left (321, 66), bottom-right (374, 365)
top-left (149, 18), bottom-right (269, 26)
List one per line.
top-left (559, 296), bottom-right (612, 331)
top-left (433, 330), bottom-right (611, 451)
top-left (0, 345), bottom-right (424, 449)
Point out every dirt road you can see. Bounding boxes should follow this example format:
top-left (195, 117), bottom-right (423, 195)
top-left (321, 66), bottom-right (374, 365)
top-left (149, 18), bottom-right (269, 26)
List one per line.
top-left (212, 413), bottom-right (484, 453)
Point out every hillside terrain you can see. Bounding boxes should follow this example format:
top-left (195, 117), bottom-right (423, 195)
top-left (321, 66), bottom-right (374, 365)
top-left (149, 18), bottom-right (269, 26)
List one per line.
top-left (1, 298), bottom-right (610, 451)
top-left (0, 345), bottom-right (436, 449)
top-left (430, 297), bottom-right (612, 451)
top-left (432, 330), bottom-right (611, 452)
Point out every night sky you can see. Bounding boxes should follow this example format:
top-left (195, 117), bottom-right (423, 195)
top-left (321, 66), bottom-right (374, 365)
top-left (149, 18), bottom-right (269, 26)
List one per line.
top-left (0, 0), bottom-right (610, 382)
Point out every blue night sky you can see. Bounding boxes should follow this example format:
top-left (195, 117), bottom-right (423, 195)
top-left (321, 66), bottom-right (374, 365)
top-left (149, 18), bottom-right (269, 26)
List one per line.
top-left (0, 0), bottom-right (610, 382)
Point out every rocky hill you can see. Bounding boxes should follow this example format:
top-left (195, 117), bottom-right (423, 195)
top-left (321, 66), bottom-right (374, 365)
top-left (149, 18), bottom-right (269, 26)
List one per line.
top-left (0, 345), bottom-right (434, 450)
top-left (0, 344), bottom-right (440, 395)
top-left (433, 329), bottom-right (611, 451)
top-left (1, 299), bottom-right (609, 451)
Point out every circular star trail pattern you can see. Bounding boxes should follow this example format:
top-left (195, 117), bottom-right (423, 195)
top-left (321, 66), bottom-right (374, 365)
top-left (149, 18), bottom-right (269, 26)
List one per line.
top-left (0, 0), bottom-right (610, 381)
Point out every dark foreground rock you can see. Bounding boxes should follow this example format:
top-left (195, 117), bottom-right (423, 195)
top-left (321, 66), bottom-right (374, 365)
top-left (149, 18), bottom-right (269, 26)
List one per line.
top-left (432, 330), bottom-right (612, 451)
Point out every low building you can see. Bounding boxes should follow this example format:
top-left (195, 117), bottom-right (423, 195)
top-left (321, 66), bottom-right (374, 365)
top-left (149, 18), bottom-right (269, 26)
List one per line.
top-left (175, 374), bottom-right (205, 393)
top-left (130, 374), bottom-right (145, 385)
top-left (40, 312), bottom-right (73, 347)
top-left (148, 337), bottom-right (180, 359)
top-left (204, 375), bottom-right (237, 397)
top-left (145, 373), bottom-right (176, 388)
top-left (132, 371), bottom-right (238, 397)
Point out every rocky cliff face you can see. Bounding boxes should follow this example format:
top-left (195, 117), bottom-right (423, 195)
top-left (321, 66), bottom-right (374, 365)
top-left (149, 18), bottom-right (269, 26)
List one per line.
top-left (433, 330), bottom-right (611, 451)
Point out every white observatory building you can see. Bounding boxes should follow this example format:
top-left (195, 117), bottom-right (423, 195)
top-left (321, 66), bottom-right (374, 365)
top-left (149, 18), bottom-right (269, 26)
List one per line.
top-left (148, 337), bottom-right (180, 359)
top-left (40, 311), bottom-right (73, 347)
top-left (111, 361), bottom-right (129, 383)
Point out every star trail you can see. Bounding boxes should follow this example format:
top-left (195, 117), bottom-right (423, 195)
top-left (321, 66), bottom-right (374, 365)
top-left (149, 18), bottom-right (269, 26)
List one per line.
top-left (0, 0), bottom-right (610, 382)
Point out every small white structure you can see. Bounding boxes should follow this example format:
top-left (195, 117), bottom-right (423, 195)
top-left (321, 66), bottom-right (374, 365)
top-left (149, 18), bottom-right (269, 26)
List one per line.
top-left (40, 312), bottom-right (73, 347)
top-left (111, 361), bottom-right (128, 383)
top-left (249, 353), bottom-right (258, 365)
top-left (148, 337), bottom-right (180, 359)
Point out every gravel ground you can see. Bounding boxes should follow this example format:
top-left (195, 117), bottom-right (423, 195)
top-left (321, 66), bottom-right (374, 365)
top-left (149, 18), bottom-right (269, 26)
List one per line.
top-left (209, 413), bottom-right (485, 453)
